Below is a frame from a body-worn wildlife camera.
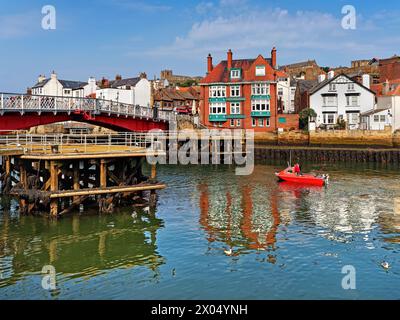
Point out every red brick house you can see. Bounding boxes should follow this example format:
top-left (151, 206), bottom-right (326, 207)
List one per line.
top-left (200, 48), bottom-right (292, 131)
top-left (379, 55), bottom-right (400, 83)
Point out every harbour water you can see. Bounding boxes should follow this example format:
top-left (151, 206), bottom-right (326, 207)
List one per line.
top-left (0, 162), bottom-right (400, 299)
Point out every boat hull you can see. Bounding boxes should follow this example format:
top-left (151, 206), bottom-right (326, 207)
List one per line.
top-left (275, 171), bottom-right (326, 186)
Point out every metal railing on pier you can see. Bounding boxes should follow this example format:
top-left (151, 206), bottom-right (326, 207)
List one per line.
top-left (0, 132), bottom-right (165, 154)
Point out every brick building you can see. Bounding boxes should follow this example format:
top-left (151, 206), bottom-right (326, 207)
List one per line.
top-left (280, 60), bottom-right (325, 81)
top-left (379, 55), bottom-right (400, 82)
top-left (199, 48), bottom-right (297, 131)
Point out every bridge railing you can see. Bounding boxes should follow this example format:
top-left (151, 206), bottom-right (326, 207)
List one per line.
top-left (0, 132), bottom-right (168, 154)
top-left (0, 92), bottom-right (177, 122)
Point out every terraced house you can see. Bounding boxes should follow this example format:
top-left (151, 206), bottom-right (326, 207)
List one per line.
top-left (200, 48), bottom-right (296, 131)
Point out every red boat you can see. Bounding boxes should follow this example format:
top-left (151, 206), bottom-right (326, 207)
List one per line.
top-left (275, 167), bottom-right (329, 186)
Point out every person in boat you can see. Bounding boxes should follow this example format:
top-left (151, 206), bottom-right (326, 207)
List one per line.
top-left (293, 163), bottom-right (301, 176)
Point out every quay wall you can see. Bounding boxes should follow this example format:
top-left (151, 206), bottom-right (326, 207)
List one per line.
top-left (254, 147), bottom-right (400, 164)
top-left (253, 129), bottom-right (398, 148)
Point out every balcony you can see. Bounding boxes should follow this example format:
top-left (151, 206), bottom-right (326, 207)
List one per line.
top-left (227, 114), bottom-right (245, 119)
top-left (209, 114), bottom-right (227, 122)
top-left (226, 96), bottom-right (245, 102)
top-left (251, 111), bottom-right (270, 117)
top-left (208, 97), bottom-right (226, 103)
top-left (251, 94), bottom-right (270, 100)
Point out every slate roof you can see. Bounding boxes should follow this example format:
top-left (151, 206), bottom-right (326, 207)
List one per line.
top-left (109, 77), bottom-right (141, 88)
top-left (309, 73), bottom-right (376, 95)
top-left (297, 80), bottom-right (318, 94)
top-left (31, 78), bottom-right (87, 89)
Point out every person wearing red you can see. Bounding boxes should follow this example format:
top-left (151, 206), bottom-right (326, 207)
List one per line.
top-left (294, 163), bottom-right (301, 175)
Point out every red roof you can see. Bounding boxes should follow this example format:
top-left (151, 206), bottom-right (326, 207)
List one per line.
top-left (201, 54), bottom-right (278, 84)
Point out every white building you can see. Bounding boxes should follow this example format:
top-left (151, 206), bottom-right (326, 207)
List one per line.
top-left (31, 72), bottom-right (97, 97)
top-left (361, 87), bottom-right (400, 132)
top-left (309, 72), bottom-right (376, 129)
top-left (96, 75), bottom-right (151, 107)
top-left (277, 75), bottom-right (293, 113)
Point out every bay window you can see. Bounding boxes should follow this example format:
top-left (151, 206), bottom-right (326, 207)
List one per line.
top-left (252, 83), bottom-right (269, 95)
top-left (251, 100), bottom-right (269, 111)
top-left (209, 102), bottom-right (226, 114)
top-left (209, 86), bottom-right (226, 98)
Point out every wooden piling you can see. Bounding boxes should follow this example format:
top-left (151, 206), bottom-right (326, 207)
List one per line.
top-left (49, 161), bottom-right (59, 217)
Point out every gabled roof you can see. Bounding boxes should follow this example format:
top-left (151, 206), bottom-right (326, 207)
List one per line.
top-left (59, 80), bottom-right (88, 89)
top-left (297, 79), bottom-right (318, 94)
top-left (32, 79), bottom-right (50, 89)
top-left (309, 73), bottom-right (376, 96)
top-left (201, 55), bottom-right (277, 84)
top-left (109, 77), bottom-right (141, 88)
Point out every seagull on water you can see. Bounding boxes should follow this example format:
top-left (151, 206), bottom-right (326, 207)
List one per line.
top-left (224, 248), bottom-right (233, 256)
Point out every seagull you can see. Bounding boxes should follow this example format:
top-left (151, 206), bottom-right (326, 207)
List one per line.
top-left (224, 248), bottom-right (233, 256)
top-left (381, 261), bottom-right (390, 270)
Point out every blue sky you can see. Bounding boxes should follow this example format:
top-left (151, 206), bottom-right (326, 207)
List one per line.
top-left (0, 0), bottom-right (399, 92)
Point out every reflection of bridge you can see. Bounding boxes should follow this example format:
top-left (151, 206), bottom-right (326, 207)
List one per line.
top-left (0, 93), bottom-right (177, 131)
top-left (0, 211), bottom-right (165, 289)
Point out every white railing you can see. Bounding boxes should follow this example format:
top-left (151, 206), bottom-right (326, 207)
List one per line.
top-left (0, 92), bottom-right (177, 122)
top-left (0, 132), bottom-right (168, 154)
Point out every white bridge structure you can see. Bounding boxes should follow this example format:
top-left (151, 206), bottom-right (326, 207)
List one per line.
top-left (0, 92), bottom-right (178, 132)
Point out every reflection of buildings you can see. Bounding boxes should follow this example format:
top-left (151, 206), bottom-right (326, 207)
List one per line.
top-left (0, 209), bottom-right (164, 288)
top-left (377, 197), bottom-right (400, 243)
top-left (198, 182), bottom-right (281, 251)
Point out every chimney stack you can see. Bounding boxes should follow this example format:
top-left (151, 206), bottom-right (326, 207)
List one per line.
top-left (227, 49), bottom-right (233, 70)
top-left (327, 70), bottom-right (335, 79)
top-left (318, 74), bottom-right (326, 83)
top-left (207, 54), bottom-right (213, 74)
top-left (271, 47), bottom-right (277, 68)
top-left (115, 74), bottom-right (122, 81)
top-left (50, 71), bottom-right (57, 80)
top-left (362, 74), bottom-right (370, 89)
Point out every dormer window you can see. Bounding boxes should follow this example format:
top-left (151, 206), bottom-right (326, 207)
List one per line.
top-left (230, 69), bottom-right (241, 79)
top-left (255, 65), bottom-right (266, 76)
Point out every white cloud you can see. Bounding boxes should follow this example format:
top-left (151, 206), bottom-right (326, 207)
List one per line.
top-left (145, 6), bottom-right (399, 65)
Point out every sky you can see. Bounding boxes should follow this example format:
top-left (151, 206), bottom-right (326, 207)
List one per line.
top-left (0, 0), bottom-right (399, 92)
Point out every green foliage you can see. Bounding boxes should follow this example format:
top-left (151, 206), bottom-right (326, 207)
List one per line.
top-left (335, 117), bottom-right (346, 130)
top-left (299, 108), bottom-right (317, 130)
top-left (176, 79), bottom-right (198, 87)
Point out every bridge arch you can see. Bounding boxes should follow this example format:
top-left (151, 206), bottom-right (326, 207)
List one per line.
top-left (0, 93), bottom-right (173, 132)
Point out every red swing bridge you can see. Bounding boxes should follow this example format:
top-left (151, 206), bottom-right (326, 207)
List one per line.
top-left (0, 92), bottom-right (176, 132)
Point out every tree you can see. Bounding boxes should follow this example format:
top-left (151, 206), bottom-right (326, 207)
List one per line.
top-left (299, 108), bottom-right (317, 129)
